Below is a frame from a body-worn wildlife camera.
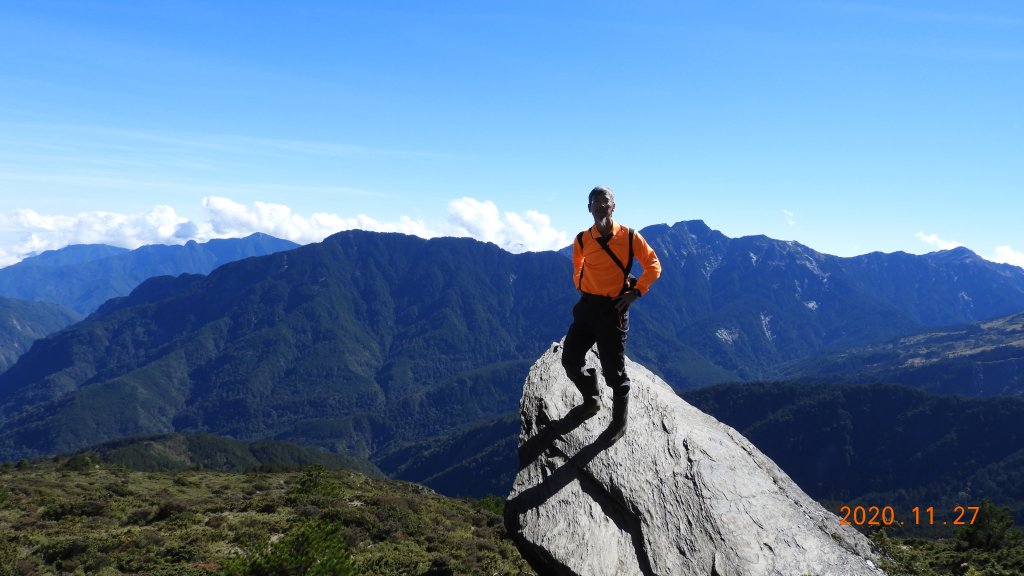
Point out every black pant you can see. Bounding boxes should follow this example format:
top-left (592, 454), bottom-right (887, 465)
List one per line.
top-left (561, 294), bottom-right (630, 397)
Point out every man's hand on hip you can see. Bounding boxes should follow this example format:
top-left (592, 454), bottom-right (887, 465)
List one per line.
top-left (613, 291), bottom-right (639, 313)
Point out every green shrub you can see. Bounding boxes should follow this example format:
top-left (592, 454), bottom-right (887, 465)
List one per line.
top-left (287, 465), bottom-right (340, 506)
top-left (41, 498), bottom-right (108, 520)
top-left (151, 499), bottom-right (193, 523)
top-left (62, 452), bottom-right (102, 471)
top-left (39, 537), bottom-right (94, 566)
top-left (222, 519), bottom-right (355, 575)
top-left (956, 501), bottom-right (1022, 552)
top-left (294, 465), bottom-right (330, 494)
top-left (471, 495), bottom-right (505, 517)
top-left (106, 480), bottom-right (134, 497)
top-left (0, 537), bottom-right (18, 576)
top-left (870, 530), bottom-right (939, 576)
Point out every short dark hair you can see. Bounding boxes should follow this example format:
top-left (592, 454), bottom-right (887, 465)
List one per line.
top-left (589, 186), bottom-right (614, 203)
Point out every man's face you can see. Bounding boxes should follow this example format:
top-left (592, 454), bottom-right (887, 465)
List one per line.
top-left (589, 193), bottom-right (615, 221)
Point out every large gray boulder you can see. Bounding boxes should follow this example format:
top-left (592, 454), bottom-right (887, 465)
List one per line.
top-left (505, 341), bottom-right (886, 576)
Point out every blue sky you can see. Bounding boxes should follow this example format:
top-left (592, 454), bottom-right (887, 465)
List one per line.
top-left (1, 1), bottom-right (1022, 267)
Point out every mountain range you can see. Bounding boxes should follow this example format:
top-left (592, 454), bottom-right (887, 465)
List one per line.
top-left (0, 231), bottom-right (573, 462)
top-left (0, 297), bottom-right (82, 373)
top-left (1, 222), bottom-right (1023, 504)
top-left (0, 233), bottom-right (299, 315)
top-left (0, 234), bottom-right (299, 374)
top-left (622, 223), bottom-right (1024, 387)
top-left (782, 310), bottom-right (1024, 396)
top-left (683, 381), bottom-right (1024, 533)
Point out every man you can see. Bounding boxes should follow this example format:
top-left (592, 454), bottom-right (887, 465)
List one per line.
top-left (561, 186), bottom-right (661, 443)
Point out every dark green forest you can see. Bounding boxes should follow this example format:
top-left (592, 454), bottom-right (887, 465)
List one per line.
top-left (683, 381), bottom-right (1024, 534)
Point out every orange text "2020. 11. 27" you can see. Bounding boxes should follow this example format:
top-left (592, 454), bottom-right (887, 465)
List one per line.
top-left (838, 505), bottom-right (980, 527)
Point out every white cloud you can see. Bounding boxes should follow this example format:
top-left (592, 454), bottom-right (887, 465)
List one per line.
top-left (446, 197), bottom-right (571, 253)
top-left (915, 231), bottom-right (963, 250)
top-left (0, 205), bottom-right (192, 267)
top-left (0, 196), bottom-right (568, 267)
top-left (990, 245), bottom-right (1024, 268)
top-left (200, 196), bottom-right (437, 243)
top-left (781, 209), bottom-right (796, 226)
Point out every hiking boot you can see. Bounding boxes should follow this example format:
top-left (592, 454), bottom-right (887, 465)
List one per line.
top-left (579, 395), bottom-right (600, 418)
top-left (607, 393), bottom-right (629, 444)
top-left (574, 368), bottom-right (600, 417)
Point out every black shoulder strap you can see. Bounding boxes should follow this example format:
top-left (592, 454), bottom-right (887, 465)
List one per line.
top-left (579, 227), bottom-right (636, 290)
top-left (627, 228), bottom-right (635, 273)
top-left (596, 227), bottom-right (634, 281)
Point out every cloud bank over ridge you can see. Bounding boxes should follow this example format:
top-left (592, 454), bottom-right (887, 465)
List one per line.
top-left (2, 201), bottom-right (1021, 270)
top-left (915, 230), bottom-right (1024, 268)
top-left (0, 196), bottom-right (572, 267)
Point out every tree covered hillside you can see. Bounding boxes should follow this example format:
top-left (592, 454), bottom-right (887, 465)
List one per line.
top-left (3, 225), bottom-right (1024, 485)
top-left (0, 297), bottom-right (80, 374)
top-left (683, 382), bottom-right (1024, 531)
top-left (0, 231), bottom-right (575, 463)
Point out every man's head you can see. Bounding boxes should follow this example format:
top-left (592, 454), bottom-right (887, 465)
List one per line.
top-left (589, 186), bottom-right (615, 224)
top-left (589, 186), bottom-right (614, 205)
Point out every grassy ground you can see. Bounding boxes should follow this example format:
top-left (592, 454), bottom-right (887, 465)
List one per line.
top-left (3, 456), bottom-right (1021, 575)
top-left (0, 458), bottom-right (534, 575)
top-left (871, 529), bottom-right (1024, 576)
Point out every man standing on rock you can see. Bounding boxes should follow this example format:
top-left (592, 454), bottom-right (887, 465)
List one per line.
top-left (562, 186), bottom-right (661, 443)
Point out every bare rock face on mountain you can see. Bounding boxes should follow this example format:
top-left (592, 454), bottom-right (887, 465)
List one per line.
top-left (505, 342), bottom-right (886, 576)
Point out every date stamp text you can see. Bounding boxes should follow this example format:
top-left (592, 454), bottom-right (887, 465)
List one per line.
top-left (839, 505), bottom-right (980, 527)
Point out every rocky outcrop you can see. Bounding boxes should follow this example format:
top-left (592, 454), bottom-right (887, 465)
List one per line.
top-left (505, 341), bottom-right (886, 576)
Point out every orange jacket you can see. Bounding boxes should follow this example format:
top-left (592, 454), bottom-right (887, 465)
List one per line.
top-left (573, 222), bottom-right (661, 297)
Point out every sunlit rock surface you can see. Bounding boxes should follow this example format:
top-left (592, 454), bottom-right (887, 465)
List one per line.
top-left (505, 341), bottom-right (886, 576)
